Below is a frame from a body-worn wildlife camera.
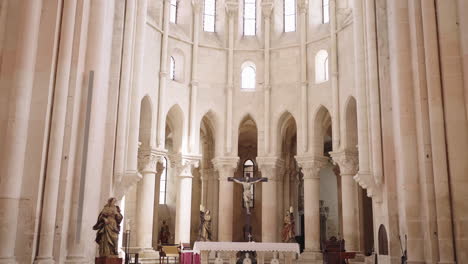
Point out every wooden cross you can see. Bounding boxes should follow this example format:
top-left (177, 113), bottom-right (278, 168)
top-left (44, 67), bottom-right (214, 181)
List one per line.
top-left (228, 175), bottom-right (267, 215)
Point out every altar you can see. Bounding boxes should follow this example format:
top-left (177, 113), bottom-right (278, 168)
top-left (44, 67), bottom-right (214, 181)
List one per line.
top-left (193, 242), bottom-right (300, 264)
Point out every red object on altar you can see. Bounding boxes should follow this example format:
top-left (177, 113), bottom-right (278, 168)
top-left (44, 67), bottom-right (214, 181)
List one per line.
top-left (180, 252), bottom-right (201, 264)
top-left (95, 256), bottom-right (123, 264)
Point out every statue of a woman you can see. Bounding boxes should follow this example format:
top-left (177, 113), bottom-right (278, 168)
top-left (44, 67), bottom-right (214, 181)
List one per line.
top-left (93, 197), bottom-right (123, 257)
top-left (198, 207), bottom-right (212, 241)
top-left (281, 210), bottom-right (296, 242)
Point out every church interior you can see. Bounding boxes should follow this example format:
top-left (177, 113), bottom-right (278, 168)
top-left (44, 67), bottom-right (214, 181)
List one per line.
top-left (0, 0), bottom-right (468, 263)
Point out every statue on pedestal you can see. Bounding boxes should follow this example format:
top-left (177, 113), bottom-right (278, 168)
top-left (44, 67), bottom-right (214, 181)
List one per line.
top-left (159, 220), bottom-right (171, 244)
top-left (198, 205), bottom-right (212, 241)
top-left (281, 207), bottom-right (296, 243)
top-left (93, 197), bottom-right (123, 257)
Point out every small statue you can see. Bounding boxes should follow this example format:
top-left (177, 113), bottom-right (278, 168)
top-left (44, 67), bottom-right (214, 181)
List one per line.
top-left (93, 197), bottom-right (123, 257)
top-left (159, 220), bottom-right (171, 244)
top-left (198, 205), bottom-right (212, 241)
top-left (243, 253), bottom-right (252, 264)
top-left (281, 207), bottom-right (296, 243)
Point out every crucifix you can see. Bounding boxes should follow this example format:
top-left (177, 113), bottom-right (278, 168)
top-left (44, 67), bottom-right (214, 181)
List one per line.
top-left (228, 175), bottom-right (267, 215)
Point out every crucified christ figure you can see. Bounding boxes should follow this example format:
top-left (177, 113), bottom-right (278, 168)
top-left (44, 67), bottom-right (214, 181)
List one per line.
top-left (228, 175), bottom-right (267, 214)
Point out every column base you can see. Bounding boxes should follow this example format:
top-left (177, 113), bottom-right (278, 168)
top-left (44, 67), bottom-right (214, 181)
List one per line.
top-left (64, 256), bottom-right (88, 264)
top-left (0, 257), bottom-right (17, 264)
top-left (138, 248), bottom-right (159, 259)
top-left (299, 250), bottom-right (322, 263)
top-left (33, 257), bottom-right (55, 264)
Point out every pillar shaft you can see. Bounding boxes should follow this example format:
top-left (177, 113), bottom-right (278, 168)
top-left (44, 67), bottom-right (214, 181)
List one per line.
top-left (157, 0), bottom-right (171, 147)
top-left (174, 155), bottom-right (199, 244)
top-left (257, 157), bottom-right (283, 242)
top-left (298, 1), bottom-right (308, 153)
top-left (213, 157), bottom-right (239, 241)
top-left (0, 1), bottom-right (42, 262)
top-left (225, 2), bottom-right (237, 154)
top-left (34, 1), bottom-right (77, 263)
top-left (296, 156), bottom-right (327, 252)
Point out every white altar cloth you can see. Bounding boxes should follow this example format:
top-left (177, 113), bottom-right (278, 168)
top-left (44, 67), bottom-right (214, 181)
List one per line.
top-left (193, 242), bottom-right (300, 254)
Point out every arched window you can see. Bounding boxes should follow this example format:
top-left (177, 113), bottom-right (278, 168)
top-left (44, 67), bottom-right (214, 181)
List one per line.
top-left (322, 0), bottom-right (329, 24)
top-left (169, 56), bottom-right (175, 80)
top-left (159, 157), bottom-right (168, 204)
top-left (203, 0), bottom-right (216, 32)
top-left (244, 0), bottom-right (256, 36)
top-left (241, 64), bottom-right (256, 89)
top-left (170, 0), bottom-right (178, 23)
top-left (284, 0), bottom-right (296, 32)
top-left (315, 50), bottom-right (329, 83)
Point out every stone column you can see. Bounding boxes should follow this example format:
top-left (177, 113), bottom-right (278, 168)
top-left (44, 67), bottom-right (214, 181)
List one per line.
top-left (330, 0), bottom-right (340, 151)
top-left (364, 0), bottom-right (383, 185)
top-left (136, 148), bottom-right (162, 257)
top-left (295, 156), bottom-right (328, 256)
top-left (351, 0), bottom-right (372, 188)
top-left (224, 2), bottom-right (238, 154)
top-left (189, 0), bottom-right (201, 153)
top-left (419, 1), bottom-right (456, 261)
top-left (66, 1), bottom-right (115, 261)
top-left (387, 0), bottom-right (424, 261)
top-left (330, 151), bottom-right (359, 252)
top-left (262, 2), bottom-right (273, 154)
top-left (113, 0), bottom-right (136, 184)
top-left (156, 0), bottom-right (171, 148)
top-left (213, 157), bottom-right (239, 241)
top-left (298, 0), bottom-right (308, 153)
top-left (116, 0), bottom-right (149, 198)
top-left (34, 1), bottom-right (77, 263)
top-left (173, 154), bottom-right (200, 244)
top-left (257, 157), bottom-right (283, 242)
top-left (0, 1), bottom-right (42, 262)
top-left (152, 161), bottom-right (166, 248)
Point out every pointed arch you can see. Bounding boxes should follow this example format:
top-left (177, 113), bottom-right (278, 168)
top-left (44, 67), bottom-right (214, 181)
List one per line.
top-left (344, 96), bottom-right (358, 151)
top-left (165, 104), bottom-right (185, 152)
top-left (276, 111), bottom-right (298, 155)
top-left (312, 105), bottom-right (332, 156)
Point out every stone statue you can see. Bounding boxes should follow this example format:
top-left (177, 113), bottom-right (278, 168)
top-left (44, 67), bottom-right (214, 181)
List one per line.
top-left (243, 253), bottom-right (252, 264)
top-left (281, 208), bottom-right (296, 242)
top-left (198, 205), bottom-right (212, 241)
top-left (159, 220), bottom-right (171, 244)
top-left (93, 197), bottom-right (123, 257)
top-left (230, 176), bottom-right (265, 214)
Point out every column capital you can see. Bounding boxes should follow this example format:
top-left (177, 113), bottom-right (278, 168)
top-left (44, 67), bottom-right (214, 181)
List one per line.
top-left (261, 2), bottom-right (274, 18)
top-left (297, 0), bottom-right (308, 14)
top-left (225, 2), bottom-right (239, 17)
top-left (138, 148), bottom-right (167, 174)
top-left (295, 155), bottom-right (329, 179)
top-left (257, 156), bottom-right (285, 181)
top-left (212, 156), bottom-right (239, 180)
top-left (330, 150), bottom-right (358, 175)
top-left (169, 153), bottom-right (201, 178)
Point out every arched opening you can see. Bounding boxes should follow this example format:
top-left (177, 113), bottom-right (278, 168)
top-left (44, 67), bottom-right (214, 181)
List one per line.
top-left (233, 115), bottom-right (260, 242)
top-left (344, 97), bottom-right (358, 151)
top-left (378, 224), bottom-right (389, 255)
top-left (310, 106), bottom-right (339, 246)
top-left (189, 113), bottom-right (218, 243)
top-left (277, 112), bottom-right (300, 246)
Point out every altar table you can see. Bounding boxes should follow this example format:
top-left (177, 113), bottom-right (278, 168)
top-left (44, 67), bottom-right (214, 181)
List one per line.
top-left (193, 242), bottom-right (300, 264)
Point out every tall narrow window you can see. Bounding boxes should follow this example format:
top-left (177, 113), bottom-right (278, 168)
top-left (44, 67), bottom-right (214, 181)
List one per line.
top-left (159, 157), bottom-right (168, 204)
top-left (244, 0), bottom-right (256, 35)
top-left (170, 56), bottom-right (175, 80)
top-left (315, 50), bottom-right (329, 83)
top-left (322, 0), bottom-right (329, 24)
top-left (241, 65), bottom-right (256, 89)
top-left (284, 0), bottom-right (296, 32)
top-left (203, 0), bottom-right (216, 32)
top-left (170, 0), bottom-right (178, 23)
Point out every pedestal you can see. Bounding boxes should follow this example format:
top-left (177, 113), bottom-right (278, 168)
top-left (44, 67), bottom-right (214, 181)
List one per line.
top-left (95, 257), bottom-right (123, 264)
